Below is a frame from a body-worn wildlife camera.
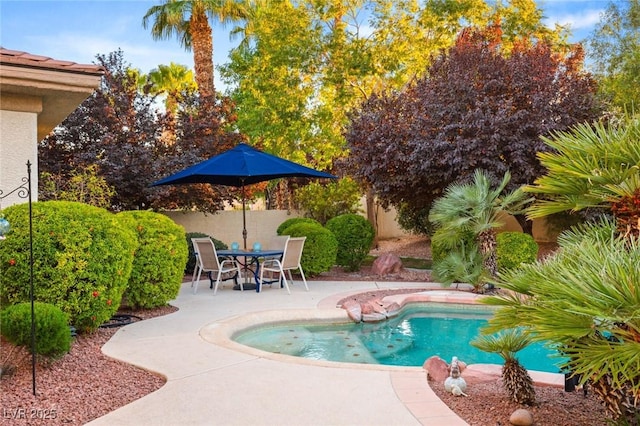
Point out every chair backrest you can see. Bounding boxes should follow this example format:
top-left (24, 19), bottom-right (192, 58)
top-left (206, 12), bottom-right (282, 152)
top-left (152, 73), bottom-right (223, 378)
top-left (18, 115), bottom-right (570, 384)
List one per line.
top-left (281, 237), bottom-right (306, 270)
top-left (266, 235), bottom-right (289, 251)
top-left (191, 238), bottom-right (220, 270)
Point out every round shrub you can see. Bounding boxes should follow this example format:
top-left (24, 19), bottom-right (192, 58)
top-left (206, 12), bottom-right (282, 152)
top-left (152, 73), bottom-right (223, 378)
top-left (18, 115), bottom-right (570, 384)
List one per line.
top-left (0, 302), bottom-right (71, 358)
top-left (117, 211), bottom-right (188, 309)
top-left (184, 232), bottom-right (228, 275)
top-left (276, 217), bottom-right (322, 235)
top-left (0, 201), bottom-right (137, 332)
top-left (325, 214), bottom-right (375, 272)
top-left (496, 232), bottom-right (539, 272)
top-left (282, 223), bottom-right (338, 276)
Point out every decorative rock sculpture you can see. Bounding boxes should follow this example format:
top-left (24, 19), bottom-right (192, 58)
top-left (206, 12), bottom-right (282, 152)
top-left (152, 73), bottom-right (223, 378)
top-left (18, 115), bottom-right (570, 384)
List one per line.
top-left (444, 356), bottom-right (468, 396)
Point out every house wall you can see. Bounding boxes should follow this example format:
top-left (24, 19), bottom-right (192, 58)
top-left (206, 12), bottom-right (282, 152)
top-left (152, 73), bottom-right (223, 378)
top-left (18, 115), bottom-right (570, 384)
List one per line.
top-left (0, 108), bottom-right (38, 206)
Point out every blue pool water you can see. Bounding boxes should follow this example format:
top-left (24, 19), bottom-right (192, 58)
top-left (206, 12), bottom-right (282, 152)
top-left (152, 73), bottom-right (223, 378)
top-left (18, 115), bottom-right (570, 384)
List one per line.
top-left (234, 303), bottom-right (564, 373)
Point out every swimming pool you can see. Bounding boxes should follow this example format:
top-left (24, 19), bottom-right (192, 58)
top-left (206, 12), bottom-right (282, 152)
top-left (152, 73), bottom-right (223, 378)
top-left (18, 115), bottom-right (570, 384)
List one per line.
top-left (234, 303), bottom-right (563, 373)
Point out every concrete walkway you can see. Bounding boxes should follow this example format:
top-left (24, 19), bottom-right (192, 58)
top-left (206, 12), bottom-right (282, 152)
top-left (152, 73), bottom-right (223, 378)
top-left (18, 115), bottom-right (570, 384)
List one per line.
top-left (88, 280), bottom-right (471, 426)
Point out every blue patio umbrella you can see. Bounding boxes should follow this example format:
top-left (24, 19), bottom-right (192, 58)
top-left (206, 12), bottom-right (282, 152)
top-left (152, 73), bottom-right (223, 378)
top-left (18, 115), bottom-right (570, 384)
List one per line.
top-left (152, 143), bottom-right (336, 249)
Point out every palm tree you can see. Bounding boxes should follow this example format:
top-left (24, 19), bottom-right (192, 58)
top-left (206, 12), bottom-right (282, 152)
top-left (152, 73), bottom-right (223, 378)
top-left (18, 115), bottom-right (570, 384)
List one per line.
top-left (526, 116), bottom-right (640, 238)
top-left (143, 0), bottom-right (254, 100)
top-left (147, 62), bottom-right (197, 114)
top-left (471, 329), bottom-right (536, 405)
top-left (483, 220), bottom-right (640, 422)
top-left (429, 169), bottom-right (531, 279)
top-left (500, 115), bottom-right (640, 422)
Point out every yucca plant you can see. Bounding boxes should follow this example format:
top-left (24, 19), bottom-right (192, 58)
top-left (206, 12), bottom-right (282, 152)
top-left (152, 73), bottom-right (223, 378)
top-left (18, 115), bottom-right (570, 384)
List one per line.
top-left (471, 328), bottom-right (536, 405)
top-left (483, 220), bottom-right (639, 422)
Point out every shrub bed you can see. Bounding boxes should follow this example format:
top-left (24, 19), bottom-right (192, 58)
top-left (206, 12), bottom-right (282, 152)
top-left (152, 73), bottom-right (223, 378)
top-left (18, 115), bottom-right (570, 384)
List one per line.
top-left (117, 211), bottom-right (188, 309)
top-left (0, 201), bottom-right (136, 332)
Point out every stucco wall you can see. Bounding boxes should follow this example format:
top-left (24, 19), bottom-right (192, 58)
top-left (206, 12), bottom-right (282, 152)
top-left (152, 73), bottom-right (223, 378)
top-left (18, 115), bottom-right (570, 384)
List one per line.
top-left (163, 207), bottom-right (556, 247)
top-left (163, 210), bottom-right (304, 250)
top-left (0, 109), bottom-right (38, 206)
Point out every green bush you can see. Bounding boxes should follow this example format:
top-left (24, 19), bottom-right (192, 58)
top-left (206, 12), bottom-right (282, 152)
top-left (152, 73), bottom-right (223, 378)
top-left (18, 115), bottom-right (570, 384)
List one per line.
top-left (430, 228), bottom-right (476, 263)
top-left (276, 217), bottom-right (321, 235)
top-left (117, 211), bottom-right (188, 309)
top-left (0, 201), bottom-right (137, 332)
top-left (281, 223), bottom-right (338, 276)
top-left (496, 232), bottom-right (538, 272)
top-left (184, 232), bottom-right (228, 274)
top-left (325, 214), bottom-right (375, 271)
top-left (0, 302), bottom-right (71, 358)
top-left (293, 177), bottom-right (362, 224)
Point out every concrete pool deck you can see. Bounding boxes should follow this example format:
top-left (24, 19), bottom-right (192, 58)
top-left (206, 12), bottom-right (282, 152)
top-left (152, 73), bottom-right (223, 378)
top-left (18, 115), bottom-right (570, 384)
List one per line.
top-left (88, 280), bottom-right (562, 426)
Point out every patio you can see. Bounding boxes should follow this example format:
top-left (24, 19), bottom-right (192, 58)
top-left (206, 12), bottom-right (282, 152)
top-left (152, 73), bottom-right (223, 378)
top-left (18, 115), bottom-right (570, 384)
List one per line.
top-left (87, 279), bottom-right (468, 426)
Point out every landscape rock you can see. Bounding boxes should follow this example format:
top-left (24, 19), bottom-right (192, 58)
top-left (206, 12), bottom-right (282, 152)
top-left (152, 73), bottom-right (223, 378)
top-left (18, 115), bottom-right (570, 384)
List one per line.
top-left (423, 356), bottom-right (450, 382)
top-left (360, 301), bottom-right (375, 314)
top-left (371, 253), bottom-right (403, 275)
top-left (383, 301), bottom-right (401, 317)
top-left (362, 312), bottom-right (387, 322)
top-left (342, 299), bottom-right (362, 322)
top-left (509, 408), bottom-right (534, 426)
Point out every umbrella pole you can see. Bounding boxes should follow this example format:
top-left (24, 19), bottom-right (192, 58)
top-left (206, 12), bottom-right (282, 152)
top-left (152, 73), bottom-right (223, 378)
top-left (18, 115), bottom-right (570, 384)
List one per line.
top-left (242, 183), bottom-right (247, 250)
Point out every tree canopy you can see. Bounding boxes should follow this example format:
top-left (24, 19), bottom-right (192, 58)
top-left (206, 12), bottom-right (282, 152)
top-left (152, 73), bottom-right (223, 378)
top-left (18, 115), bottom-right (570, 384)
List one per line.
top-left (38, 50), bottom-right (243, 212)
top-left (588, 0), bottom-right (640, 112)
top-left (344, 26), bottom-right (602, 234)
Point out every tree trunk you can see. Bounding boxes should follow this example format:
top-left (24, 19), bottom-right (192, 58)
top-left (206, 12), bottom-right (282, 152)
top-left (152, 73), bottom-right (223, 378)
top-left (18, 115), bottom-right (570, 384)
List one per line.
top-left (514, 214), bottom-right (533, 236)
top-left (190, 10), bottom-right (215, 100)
top-left (365, 187), bottom-right (378, 248)
top-left (478, 229), bottom-right (498, 278)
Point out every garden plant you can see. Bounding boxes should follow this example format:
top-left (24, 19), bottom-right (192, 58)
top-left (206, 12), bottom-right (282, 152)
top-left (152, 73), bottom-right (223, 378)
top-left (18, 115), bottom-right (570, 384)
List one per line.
top-left (0, 201), bottom-right (137, 332)
top-left (485, 116), bottom-right (640, 423)
top-left (325, 213), bottom-right (375, 272)
top-left (277, 221), bottom-right (337, 276)
top-left (117, 211), bottom-right (188, 309)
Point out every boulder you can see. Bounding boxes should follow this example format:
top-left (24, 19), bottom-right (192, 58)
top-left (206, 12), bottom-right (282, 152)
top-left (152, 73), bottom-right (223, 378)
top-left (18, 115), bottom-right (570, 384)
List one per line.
top-left (383, 301), bottom-right (401, 318)
top-left (423, 356), bottom-right (449, 382)
top-left (362, 312), bottom-right (387, 322)
top-left (342, 300), bottom-right (362, 322)
top-left (371, 253), bottom-right (403, 275)
top-left (509, 409), bottom-right (534, 426)
top-left (360, 302), bottom-right (375, 315)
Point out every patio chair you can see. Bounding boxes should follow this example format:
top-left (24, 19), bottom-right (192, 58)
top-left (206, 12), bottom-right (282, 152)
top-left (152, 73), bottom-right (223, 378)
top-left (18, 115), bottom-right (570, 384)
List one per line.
top-left (191, 238), bottom-right (242, 295)
top-left (259, 236), bottom-right (308, 294)
top-left (266, 235), bottom-right (289, 251)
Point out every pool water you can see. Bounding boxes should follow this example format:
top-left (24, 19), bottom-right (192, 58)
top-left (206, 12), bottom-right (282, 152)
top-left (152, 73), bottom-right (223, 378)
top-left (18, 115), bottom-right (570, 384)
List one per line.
top-left (234, 304), bottom-right (564, 373)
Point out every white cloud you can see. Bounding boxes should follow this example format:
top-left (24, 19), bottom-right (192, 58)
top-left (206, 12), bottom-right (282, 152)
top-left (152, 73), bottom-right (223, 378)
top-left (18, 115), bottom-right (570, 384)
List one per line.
top-left (550, 9), bottom-right (604, 30)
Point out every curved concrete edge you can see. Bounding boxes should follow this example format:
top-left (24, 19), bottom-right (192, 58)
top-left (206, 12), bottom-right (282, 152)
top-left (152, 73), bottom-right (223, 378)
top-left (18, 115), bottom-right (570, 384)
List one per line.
top-left (202, 290), bottom-right (565, 386)
top-left (201, 307), bottom-right (421, 372)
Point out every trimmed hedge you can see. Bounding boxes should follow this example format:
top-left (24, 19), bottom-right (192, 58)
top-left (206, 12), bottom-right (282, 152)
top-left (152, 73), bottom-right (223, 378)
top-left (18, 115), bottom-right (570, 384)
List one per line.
top-left (0, 201), bottom-right (136, 332)
top-left (280, 222), bottom-right (337, 276)
top-left (276, 217), bottom-right (322, 235)
top-left (117, 211), bottom-right (188, 309)
top-left (184, 232), bottom-right (228, 275)
top-left (0, 302), bottom-right (71, 358)
top-left (325, 214), bottom-right (375, 272)
top-left (496, 232), bottom-right (539, 272)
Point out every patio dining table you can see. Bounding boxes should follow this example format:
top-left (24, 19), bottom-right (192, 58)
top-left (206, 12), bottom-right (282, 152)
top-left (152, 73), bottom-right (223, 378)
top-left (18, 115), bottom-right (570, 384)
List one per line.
top-left (217, 249), bottom-right (284, 292)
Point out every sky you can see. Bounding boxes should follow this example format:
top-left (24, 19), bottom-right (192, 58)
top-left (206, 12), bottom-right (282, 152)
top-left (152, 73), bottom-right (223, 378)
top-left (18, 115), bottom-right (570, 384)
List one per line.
top-left (0, 0), bottom-right (612, 92)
